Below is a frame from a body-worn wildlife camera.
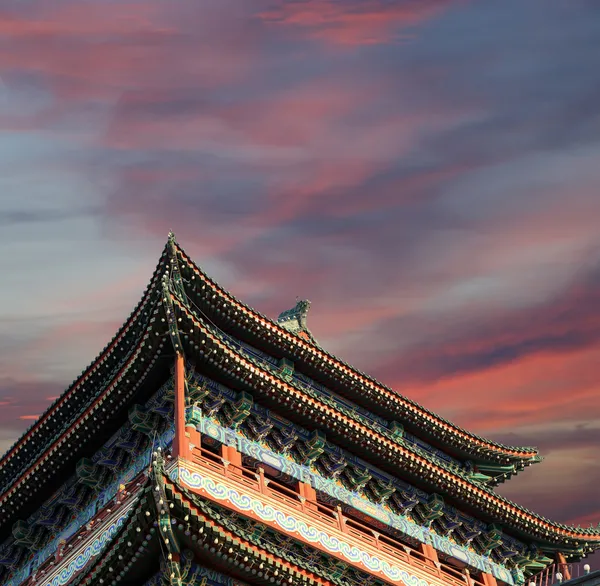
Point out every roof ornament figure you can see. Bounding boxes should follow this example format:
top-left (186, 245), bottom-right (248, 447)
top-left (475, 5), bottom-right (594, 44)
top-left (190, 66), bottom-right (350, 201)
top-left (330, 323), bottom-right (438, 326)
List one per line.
top-left (277, 298), bottom-right (318, 344)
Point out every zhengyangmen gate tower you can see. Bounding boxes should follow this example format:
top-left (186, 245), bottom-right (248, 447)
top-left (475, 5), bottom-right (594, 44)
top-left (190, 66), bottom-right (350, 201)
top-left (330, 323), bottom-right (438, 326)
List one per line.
top-left (0, 234), bottom-right (598, 586)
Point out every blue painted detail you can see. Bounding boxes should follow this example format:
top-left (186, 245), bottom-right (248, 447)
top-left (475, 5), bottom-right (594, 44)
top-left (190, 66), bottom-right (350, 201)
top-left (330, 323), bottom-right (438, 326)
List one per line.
top-left (192, 416), bottom-right (515, 586)
top-left (41, 513), bottom-right (129, 586)
top-left (4, 381), bottom-right (176, 586)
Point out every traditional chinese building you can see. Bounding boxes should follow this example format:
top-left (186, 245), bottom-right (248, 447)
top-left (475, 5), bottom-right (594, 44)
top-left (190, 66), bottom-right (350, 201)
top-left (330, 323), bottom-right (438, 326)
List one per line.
top-left (0, 234), bottom-right (598, 586)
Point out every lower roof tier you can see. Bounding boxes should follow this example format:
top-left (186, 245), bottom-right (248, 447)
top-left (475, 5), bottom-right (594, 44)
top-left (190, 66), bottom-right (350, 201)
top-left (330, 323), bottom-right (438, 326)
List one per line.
top-left (19, 454), bottom-right (524, 586)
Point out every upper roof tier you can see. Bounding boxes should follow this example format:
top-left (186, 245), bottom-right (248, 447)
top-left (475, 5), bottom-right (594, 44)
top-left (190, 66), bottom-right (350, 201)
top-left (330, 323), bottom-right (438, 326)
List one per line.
top-left (0, 235), bottom-right (540, 492)
top-left (170, 237), bottom-right (541, 470)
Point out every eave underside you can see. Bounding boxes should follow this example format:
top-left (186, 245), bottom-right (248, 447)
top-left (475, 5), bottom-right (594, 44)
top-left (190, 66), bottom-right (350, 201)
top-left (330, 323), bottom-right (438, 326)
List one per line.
top-left (0, 244), bottom-right (172, 539)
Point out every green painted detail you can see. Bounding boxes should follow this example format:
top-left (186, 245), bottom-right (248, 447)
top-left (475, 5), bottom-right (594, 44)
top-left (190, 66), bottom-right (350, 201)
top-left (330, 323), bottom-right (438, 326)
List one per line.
top-left (344, 466), bottom-right (372, 491)
top-left (298, 430), bottom-right (326, 465)
top-left (329, 561), bottom-right (350, 580)
top-left (76, 457), bottom-right (105, 489)
top-left (187, 378), bottom-right (211, 404)
top-left (477, 464), bottom-right (515, 474)
top-left (525, 560), bottom-right (549, 571)
top-left (229, 392), bottom-right (253, 427)
top-left (159, 516), bottom-right (171, 533)
top-left (470, 472), bottom-right (493, 483)
top-left (437, 509), bottom-right (462, 535)
top-left (389, 421), bottom-right (404, 440)
top-left (277, 358), bottom-right (295, 382)
top-left (419, 494), bottom-right (445, 525)
top-left (513, 546), bottom-right (554, 574)
top-left (247, 524), bottom-right (268, 541)
top-left (12, 521), bottom-right (40, 548)
top-left (481, 524), bottom-right (503, 554)
top-left (392, 489), bottom-right (419, 514)
top-left (128, 404), bottom-right (157, 435)
top-left (186, 405), bottom-right (203, 427)
top-left (370, 479), bottom-right (396, 503)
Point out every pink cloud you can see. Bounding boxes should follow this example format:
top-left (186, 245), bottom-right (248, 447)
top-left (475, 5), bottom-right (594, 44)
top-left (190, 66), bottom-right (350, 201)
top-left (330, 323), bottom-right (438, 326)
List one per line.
top-left (0, 0), bottom-right (265, 105)
top-left (393, 344), bottom-right (600, 435)
top-left (259, 0), bottom-right (455, 46)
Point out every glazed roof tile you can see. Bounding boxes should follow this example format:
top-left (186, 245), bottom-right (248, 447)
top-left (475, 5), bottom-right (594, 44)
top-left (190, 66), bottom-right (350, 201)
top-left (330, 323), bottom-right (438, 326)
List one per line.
top-left (172, 240), bottom-right (540, 465)
top-left (172, 295), bottom-right (600, 548)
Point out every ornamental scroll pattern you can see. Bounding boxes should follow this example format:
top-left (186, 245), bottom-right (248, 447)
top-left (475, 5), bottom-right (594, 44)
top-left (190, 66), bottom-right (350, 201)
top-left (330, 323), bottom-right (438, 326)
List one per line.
top-left (176, 465), bottom-right (441, 586)
top-left (40, 513), bottom-right (129, 586)
top-left (6, 423), bottom-right (174, 586)
top-left (198, 418), bottom-right (515, 586)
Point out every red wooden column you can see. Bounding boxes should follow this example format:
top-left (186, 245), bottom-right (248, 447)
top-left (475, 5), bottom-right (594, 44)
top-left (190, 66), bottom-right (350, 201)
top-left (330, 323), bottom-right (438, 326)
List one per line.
top-left (221, 444), bottom-right (243, 474)
top-left (298, 481), bottom-right (318, 511)
top-left (173, 353), bottom-right (186, 459)
top-left (421, 543), bottom-right (439, 566)
top-left (481, 572), bottom-right (498, 586)
top-left (556, 553), bottom-right (571, 581)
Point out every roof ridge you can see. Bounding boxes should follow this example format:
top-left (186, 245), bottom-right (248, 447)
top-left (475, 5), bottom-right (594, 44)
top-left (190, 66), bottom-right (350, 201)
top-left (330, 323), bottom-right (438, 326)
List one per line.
top-left (172, 241), bottom-right (540, 462)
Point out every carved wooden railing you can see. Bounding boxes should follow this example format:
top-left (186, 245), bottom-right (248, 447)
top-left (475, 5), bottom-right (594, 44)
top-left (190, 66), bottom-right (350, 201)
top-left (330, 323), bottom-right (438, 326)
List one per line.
top-left (185, 445), bottom-right (489, 586)
top-left (531, 562), bottom-right (594, 586)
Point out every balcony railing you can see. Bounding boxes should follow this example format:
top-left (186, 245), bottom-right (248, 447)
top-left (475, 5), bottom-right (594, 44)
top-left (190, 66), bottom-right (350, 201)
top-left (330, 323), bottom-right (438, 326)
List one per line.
top-left (530, 563), bottom-right (594, 586)
top-left (187, 444), bottom-right (488, 586)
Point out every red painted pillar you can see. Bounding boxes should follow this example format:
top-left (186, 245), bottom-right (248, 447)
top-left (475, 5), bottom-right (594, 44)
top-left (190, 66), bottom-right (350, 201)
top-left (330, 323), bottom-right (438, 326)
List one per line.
top-left (482, 572), bottom-right (498, 586)
top-left (298, 481), bottom-right (318, 511)
top-left (258, 467), bottom-right (266, 493)
top-left (173, 354), bottom-right (186, 459)
top-left (421, 543), bottom-right (439, 566)
top-left (556, 553), bottom-right (571, 581)
top-left (220, 444), bottom-right (243, 474)
top-left (185, 424), bottom-right (201, 460)
top-left (464, 569), bottom-right (472, 586)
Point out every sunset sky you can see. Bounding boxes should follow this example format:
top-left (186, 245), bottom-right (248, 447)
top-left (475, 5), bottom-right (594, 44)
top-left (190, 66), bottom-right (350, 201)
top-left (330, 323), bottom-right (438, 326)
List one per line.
top-left (0, 0), bottom-right (599, 547)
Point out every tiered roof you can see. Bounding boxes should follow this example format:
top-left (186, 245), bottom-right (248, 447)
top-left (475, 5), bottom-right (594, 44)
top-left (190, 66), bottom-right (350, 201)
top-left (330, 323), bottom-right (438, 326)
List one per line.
top-left (0, 235), bottom-right (597, 583)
